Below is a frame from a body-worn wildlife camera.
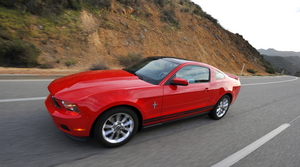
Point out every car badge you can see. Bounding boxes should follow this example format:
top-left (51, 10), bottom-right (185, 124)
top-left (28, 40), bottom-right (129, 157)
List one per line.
top-left (153, 102), bottom-right (158, 109)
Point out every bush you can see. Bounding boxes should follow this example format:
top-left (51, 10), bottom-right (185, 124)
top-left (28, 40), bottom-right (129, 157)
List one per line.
top-left (117, 53), bottom-right (143, 67)
top-left (117, 0), bottom-right (137, 6)
top-left (180, 8), bottom-right (190, 13)
top-left (39, 63), bottom-right (54, 69)
top-left (21, 0), bottom-right (81, 15)
top-left (0, 0), bottom-right (84, 15)
top-left (152, 0), bottom-right (168, 7)
top-left (86, 0), bottom-right (112, 10)
top-left (264, 65), bottom-right (276, 74)
top-left (247, 69), bottom-right (258, 74)
top-left (204, 13), bottom-right (218, 24)
top-left (65, 60), bottom-right (77, 66)
top-left (161, 9), bottom-right (179, 27)
top-left (189, 3), bottom-right (219, 24)
top-left (193, 8), bottom-right (203, 16)
top-left (145, 12), bottom-right (152, 18)
top-left (259, 54), bottom-right (276, 74)
top-left (89, 62), bottom-right (109, 70)
top-left (179, 0), bottom-right (184, 5)
top-left (0, 34), bottom-right (41, 67)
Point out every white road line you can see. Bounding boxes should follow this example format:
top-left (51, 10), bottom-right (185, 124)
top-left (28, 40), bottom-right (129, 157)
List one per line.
top-left (242, 77), bottom-right (298, 86)
top-left (0, 97), bottom-right (46, 103)
top-left (289, 114), bottom-right (300, 124)
top-left (211, 123), bottom-right (291, 167)
top-left (241, 76), bottom-right (284, 79)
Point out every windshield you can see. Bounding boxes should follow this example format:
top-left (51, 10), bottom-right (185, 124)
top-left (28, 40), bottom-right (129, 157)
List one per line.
top-left (123, 57), bottom-right (179, 85)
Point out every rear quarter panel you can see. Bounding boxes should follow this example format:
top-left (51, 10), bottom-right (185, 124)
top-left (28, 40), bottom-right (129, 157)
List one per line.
top-left (209, 68), bottom-right (240, 105)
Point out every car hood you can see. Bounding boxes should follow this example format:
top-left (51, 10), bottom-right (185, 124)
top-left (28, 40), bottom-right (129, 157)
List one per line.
top-left (48, 69), bottom-right (152, 101)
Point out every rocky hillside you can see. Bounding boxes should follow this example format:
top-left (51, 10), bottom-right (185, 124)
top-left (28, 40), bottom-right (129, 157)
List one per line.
top-left (0, 0), bottom-right (271, 75)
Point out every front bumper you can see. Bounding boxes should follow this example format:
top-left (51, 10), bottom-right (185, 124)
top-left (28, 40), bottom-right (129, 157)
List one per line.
top-left (45, 95), bottom-right (91, 137)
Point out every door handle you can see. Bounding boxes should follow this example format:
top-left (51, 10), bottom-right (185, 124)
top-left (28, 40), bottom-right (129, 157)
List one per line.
top-left (204, 88), bottom-right (209, 92)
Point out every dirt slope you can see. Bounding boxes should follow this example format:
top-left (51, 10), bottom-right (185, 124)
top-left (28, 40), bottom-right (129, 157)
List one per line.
top-left (4, 0), bottom-right (267, 75)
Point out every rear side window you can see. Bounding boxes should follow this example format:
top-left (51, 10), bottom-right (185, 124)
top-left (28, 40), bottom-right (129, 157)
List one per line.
top-left (215, 70), bottom-right (225, 79)
top-left (175, 65), bottom-right (210, 83)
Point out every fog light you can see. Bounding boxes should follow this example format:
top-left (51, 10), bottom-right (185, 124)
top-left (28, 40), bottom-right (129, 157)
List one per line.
top-left (73, 128), bottom-right (86, 132)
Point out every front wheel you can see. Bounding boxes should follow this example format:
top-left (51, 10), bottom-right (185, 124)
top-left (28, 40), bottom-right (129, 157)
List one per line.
top-left (94, 107), bottom-right (138, 148)
top-left (209, 95), bottom-right (231, 120)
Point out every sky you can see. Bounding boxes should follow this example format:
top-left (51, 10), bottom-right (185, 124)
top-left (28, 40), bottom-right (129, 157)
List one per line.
top-left (193, 0), bottom-right (300, 52)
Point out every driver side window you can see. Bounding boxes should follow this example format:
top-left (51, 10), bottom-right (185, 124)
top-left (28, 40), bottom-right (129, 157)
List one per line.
top-left (176, 65), bottom-right (210, 83)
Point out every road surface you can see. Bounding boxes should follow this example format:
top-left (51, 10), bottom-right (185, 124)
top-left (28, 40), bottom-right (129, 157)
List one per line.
top-left (0, 76), bottom-right (299, 167)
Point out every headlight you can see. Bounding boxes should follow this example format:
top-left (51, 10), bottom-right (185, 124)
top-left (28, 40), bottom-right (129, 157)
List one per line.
top-left (61, 101), bottom-right (80, 114)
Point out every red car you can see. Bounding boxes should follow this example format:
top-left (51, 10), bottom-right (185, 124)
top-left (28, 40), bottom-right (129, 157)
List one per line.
top-left (45, 57), bottom-right (241, 147)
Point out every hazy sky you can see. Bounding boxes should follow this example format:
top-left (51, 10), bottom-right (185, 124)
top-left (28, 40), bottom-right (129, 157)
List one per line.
top-left (193, 0), bottom-right (300, 52)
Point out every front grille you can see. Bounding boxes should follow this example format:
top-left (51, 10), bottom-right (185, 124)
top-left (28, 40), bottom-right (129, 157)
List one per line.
top-left (52, 96), bottom-right (61, 108)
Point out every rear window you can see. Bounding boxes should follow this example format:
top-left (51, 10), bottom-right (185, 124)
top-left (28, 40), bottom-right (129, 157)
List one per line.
top-left (215, 70), bottom-right (225, 79)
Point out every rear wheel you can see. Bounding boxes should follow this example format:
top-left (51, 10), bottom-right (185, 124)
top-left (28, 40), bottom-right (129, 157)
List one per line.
top-left (209, 95), bottom-right (231, 120)
top-left (94, 107), bottom-right (138, 148)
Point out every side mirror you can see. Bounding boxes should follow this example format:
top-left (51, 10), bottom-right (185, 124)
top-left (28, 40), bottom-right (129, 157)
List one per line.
top-left (172, 78), bottom-right (189, 86)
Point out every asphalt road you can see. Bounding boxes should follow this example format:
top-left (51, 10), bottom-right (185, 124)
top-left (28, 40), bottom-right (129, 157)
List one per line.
top-left (0, 76), bottom-right (299, 167)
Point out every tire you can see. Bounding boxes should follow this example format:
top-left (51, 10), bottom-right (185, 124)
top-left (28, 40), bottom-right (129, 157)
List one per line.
top-left (209, 95), bottom-right (231, 120)
top-left (94, 107), bottom-right (138, 148)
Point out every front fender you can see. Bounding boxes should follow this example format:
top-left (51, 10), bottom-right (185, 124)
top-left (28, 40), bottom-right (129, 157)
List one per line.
top-left (77, 86), bottom-right (164, 128)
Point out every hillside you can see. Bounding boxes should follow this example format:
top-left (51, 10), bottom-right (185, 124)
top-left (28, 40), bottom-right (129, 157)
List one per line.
top-left (258, 48), bottom-right (300, 57)
top-left (259, 49), bottom-right (300, 75)
top-left (0, 0), bottom-right (271, 75)
top-left (263, 55), bottom-right (298, 75)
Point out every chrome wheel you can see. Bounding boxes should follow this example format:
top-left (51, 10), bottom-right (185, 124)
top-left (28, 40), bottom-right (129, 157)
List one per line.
top-left (102, 113), bottom-right (134, 143)
top-left (94, 107), bottom-right (138, 147)
top-left (216, 98), bottom-right (229, 117)
top-left (209, 95), bottom-right (231, 120)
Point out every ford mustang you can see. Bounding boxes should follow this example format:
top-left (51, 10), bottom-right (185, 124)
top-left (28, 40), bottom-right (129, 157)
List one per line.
top-left (45, 57), bottom-right (241, 147)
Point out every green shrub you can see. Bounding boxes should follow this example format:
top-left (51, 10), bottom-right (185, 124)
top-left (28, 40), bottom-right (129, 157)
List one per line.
top-left (264, 65), bottom-right (276, 74)
top-left (247, 69), bottom-right (258, 74)
top-left (0, 0), bottom-right (111, 15)
top-left (193, 8), bottom-right (203, 16)
top-left (89, 62), bottom-right (109, 70)
top-left (117, 0), bottom-right (136, 5)
top-left (39, 63), bottom-right (54, 69)
top-left (189, 3), bottom-right (219, 24)
top-left (179, 0), bottom-right (184, 5)
top-left (117, 53), bottom-right (143, 67)
top-left (145, 12), bottom-right (152, 18)
top-left (204, 13), bottom-right (218, 24)
top-left (258, 54), bottom-right (276, 74)
top-left (161, 9), bottom-right (179, 27)
top-left (180, 8), bottom-right (190, 13)
top-left (65, 60), bottom-right (77, 66)
top-left (0, 0), bottom-right (84, 15)
top-left (86, 0), bottom-right (112, 10)
top-left (0, 34), bottom-right (41, 67)
top-left (152, 0), bottom-right (168, 7)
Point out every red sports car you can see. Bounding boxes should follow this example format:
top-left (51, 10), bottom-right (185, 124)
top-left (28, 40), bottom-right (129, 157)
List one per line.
top-left (45, 57), bottom-right (241, 147)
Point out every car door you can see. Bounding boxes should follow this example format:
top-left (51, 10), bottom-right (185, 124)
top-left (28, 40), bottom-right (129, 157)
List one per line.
top-left (161, 65), bottom-right (213, 122)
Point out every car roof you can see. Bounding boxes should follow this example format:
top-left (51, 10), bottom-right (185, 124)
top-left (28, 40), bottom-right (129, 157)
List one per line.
top-left (163, 57), bottom-right (193, 64)
top-left (149, 56), bottom-right (194, 64)
top-left (148, 56), bottom-right (215, 69)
